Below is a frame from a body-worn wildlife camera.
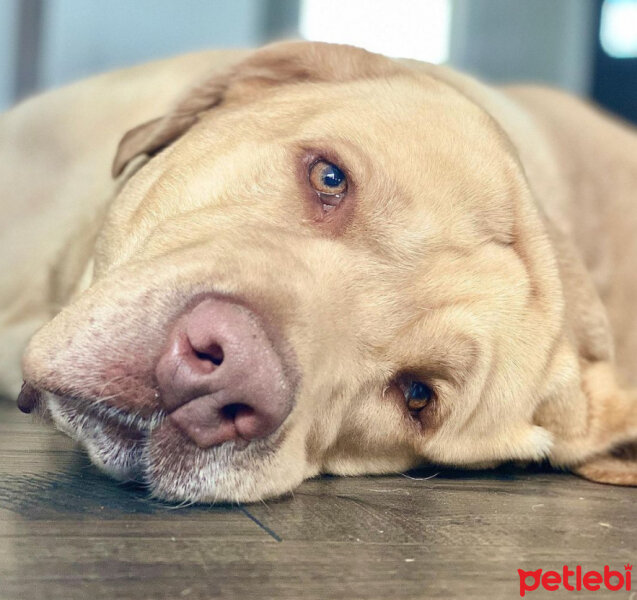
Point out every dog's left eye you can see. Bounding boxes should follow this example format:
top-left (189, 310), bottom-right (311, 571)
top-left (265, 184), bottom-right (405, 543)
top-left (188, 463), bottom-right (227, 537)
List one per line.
top-left (404, 381), bottom-right (433, 412)
top-left (308, 160), bottom-right (347, 209)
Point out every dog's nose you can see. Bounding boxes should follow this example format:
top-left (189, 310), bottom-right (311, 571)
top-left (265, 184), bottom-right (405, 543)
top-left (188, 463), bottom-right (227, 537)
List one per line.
top-left (155, 298), bottom-right (294, 448)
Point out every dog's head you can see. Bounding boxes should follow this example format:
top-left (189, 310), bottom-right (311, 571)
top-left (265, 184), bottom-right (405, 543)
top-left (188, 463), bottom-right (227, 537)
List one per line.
top-left (20, 42), bottom-right (637, 501)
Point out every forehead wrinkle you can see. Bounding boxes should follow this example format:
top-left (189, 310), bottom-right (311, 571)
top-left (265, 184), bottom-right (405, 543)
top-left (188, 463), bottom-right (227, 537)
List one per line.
top-left (128, 165), bottom-right (193, 230)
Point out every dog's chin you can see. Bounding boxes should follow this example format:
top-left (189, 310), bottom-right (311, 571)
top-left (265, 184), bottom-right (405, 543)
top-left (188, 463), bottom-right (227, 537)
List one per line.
top-left (143, 421), bottom-right (284, 503)
top-left (44, 393), bottom-right (289, 503)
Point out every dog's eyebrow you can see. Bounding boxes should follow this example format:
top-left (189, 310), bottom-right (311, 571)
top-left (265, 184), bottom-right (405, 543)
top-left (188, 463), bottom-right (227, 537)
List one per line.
top-left (293, 134), bottom-right (375, 170)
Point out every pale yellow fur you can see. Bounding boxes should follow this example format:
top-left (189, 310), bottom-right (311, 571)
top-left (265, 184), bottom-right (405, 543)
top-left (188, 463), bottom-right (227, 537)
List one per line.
top-left (2, 42), bottom-right (636, 501)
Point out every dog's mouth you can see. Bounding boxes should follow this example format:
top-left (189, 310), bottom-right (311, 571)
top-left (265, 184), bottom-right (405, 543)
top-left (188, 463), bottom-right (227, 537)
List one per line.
top-left (24, 386), bottom-right (288, 502)
top-left (18, 381), bottom-right (164, 444)
top-left (53, 394), bottom-right (165, 436)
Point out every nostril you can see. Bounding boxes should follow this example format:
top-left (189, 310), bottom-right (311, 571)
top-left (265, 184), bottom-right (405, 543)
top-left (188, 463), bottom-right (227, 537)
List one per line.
top-left (193, 343), bottom-right (224, 367)
top-left (220, 402), bottom-right (254, 421)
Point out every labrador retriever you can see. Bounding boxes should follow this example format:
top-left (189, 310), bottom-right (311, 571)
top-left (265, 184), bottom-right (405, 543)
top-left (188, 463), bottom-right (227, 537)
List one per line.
top-left (2, 41), bottom-right (636, 502)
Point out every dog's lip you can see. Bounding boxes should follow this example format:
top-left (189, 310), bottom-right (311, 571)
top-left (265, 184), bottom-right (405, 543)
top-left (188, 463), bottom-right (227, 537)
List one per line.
top-left (51, 393), bottom-right (166, 435)
top-left (50, 390), bottom-right (287, 458)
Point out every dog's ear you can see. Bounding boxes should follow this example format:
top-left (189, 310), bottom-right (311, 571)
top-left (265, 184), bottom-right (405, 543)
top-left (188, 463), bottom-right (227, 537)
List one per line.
top-left (536, 224), bottom-right (637, 485)
top-left (111, 71), bottom-right (229, 177)
top-left (112, 41), bottom-right (400, 177)
top-left (569, 362), bottom-right (637, 485)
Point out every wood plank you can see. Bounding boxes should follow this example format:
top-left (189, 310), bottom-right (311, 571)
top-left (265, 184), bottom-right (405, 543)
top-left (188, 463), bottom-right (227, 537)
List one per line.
top-left (1, 402), bottom-right (635, 600)
top-left (1, 538), bottom-right (634, 600)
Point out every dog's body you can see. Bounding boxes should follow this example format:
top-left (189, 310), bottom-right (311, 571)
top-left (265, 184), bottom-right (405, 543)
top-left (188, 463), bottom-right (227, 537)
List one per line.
top-left (1, 42), bottom-right (636, 501)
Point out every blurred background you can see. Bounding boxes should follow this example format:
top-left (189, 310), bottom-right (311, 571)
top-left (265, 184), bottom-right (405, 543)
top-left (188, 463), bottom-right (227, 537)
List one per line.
top-left (0, 0), bottom-right (636, 122)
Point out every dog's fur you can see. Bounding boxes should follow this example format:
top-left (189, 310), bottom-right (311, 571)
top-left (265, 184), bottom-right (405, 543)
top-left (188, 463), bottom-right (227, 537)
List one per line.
top-left (1, 41), bottom-right (636, 502)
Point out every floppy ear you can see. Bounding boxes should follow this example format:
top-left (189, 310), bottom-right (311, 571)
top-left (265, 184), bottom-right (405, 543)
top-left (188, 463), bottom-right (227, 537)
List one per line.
top-left (570, 362), bottom-right (637, 485)
top-left (111, 117), bottom-right (185, 178)
top-left (112, 40), bottom-right (401, 177)
top-left (537, 224), bottom-right (637, 485)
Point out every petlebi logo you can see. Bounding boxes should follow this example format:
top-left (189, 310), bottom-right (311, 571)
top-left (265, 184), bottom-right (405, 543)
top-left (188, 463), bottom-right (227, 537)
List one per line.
top-left (518, 564), bottom-right (632, 597)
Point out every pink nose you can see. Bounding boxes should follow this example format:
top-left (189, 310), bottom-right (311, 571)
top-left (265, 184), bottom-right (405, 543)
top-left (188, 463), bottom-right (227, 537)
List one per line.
top-left (155, 298), bottom-right (294, 448)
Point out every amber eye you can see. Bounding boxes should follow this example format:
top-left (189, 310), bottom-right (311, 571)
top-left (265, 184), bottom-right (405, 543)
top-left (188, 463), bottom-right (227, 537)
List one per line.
top-left (308, 160), bottom-right (347, 206)
top-left (403, 380), bottom-right (434, 412)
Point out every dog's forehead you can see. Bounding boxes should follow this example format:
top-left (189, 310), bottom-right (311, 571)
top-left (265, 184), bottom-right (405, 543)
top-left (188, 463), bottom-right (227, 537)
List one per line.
top-left (190, 75), bottom-right (513, 209)
top-left (102, 72), bottom-right (517, 273)
top-left (155, 74), bottom-right (512, 208)
top-left (205, 73), bottom-right (500, 149)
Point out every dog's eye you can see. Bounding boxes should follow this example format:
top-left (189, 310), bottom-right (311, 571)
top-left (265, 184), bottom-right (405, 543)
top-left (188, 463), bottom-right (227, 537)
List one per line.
top-left (404, 381), bottom-right (433, 412)
top-left (308, 160), bottom-right (347, 209)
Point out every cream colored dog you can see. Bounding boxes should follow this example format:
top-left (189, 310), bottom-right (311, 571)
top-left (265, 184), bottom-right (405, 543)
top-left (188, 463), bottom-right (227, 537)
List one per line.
top-left (1, 41), bottom-right (636, 502)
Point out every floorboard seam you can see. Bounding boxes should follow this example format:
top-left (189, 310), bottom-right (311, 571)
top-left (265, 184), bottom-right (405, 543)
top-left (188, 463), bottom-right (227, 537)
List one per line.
top-left (239, 506), bottom-right (282, 542)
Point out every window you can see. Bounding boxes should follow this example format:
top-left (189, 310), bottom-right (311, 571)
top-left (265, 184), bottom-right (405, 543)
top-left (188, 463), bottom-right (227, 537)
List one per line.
top-left (600, 0), bottom-right (637, 58)
top-left (299, 0), bottom-right (451, 63)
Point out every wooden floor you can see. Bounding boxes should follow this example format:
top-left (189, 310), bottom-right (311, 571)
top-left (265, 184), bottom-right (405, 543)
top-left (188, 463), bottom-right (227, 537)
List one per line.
top-left (0, 402), bottom-right (635, 600)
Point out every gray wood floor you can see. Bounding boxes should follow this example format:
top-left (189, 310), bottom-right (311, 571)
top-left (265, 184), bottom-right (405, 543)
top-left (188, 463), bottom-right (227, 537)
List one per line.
top-left (0, 401), bottom-right (635, 600)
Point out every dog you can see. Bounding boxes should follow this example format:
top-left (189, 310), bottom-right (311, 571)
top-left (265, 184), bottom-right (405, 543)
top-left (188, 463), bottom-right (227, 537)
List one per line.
top-left (1, 41), bottom-right (636, 502)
